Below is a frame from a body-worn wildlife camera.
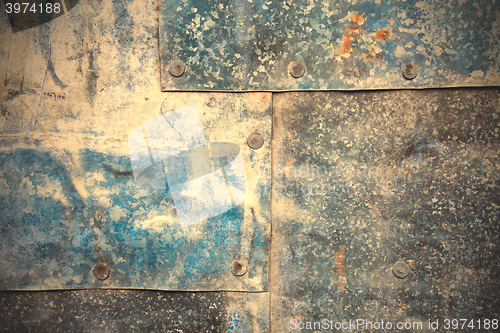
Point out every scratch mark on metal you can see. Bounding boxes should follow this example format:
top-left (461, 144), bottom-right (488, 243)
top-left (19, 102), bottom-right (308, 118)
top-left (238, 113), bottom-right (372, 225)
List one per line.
top-left (19, 97), bottom-right (70, 163)
top-left (92, 202), bottom-right (106, 261)
top-left (4, 32), bottom-right (12, 86)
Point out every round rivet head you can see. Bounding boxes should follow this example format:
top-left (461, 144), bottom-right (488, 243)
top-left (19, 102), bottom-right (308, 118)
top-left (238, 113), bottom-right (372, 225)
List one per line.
top-left (402, 63), bottom-right (418, 80)
top-left (289, 61), bottom-right (305, 78)
top-left (93, 262), bottom-right (110, 280)
top-left (169, 60), bottom-right (185, 77)
top-left (393, 262), bottom-right (409, 279)
top-left (231, 260), bottom-right (247, 276)
top-left (247, 133), bottom-right (264, 150)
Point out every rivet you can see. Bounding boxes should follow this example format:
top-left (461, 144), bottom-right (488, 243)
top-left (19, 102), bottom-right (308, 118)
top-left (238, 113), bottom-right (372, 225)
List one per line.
top-left (393, 262), bottom-right (409, 279)
top-left (93, 262), bottom-right (110, 280)
top-left (289, 61), bottom-right (305, 78)
top-left (231, 260), bottom-right (247, 276)
top-left (169, 60), bottom-right (185, 77)
top-left (247, 133), bottom-right (264, 150)
top-left (402, 63), bottom-right (418, 80)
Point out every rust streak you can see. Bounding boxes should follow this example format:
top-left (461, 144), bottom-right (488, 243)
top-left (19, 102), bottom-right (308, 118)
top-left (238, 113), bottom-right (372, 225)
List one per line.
top-left (342, 25), bottom-right (364, 54)
top-left (260, 93), bottom-right (269, 104)
top-left (335, 246), bottom-right (346, 292)
top-left (373, 29), bottom-right (390, 41)
top-left (284, 159), bottom-right (294, 176)
top-left (342, 36), bottom-right (352, 54)
top-left (290, 315), bottom-right (303, 329)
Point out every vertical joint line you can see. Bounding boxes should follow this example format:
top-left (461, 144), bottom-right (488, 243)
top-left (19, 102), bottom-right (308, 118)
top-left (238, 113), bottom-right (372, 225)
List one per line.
top-left (268, 91), bottom-right (275, 333)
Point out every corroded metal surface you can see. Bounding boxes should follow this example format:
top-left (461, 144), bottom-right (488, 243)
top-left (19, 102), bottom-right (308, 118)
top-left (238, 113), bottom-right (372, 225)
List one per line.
top-left (160, 0), bottom-right (500, 91)
top-left (0, 290), bottom-right (269, 332)
top-left (271, 89), bottom-right (500, 330)
top-left (0, 2), bottom-right (270, 292)
top-left (2, 0), bottom-right (500, 331)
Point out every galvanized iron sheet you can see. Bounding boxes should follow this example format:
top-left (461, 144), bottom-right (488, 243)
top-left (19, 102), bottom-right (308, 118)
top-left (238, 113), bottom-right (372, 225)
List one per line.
top-left (0, 1), bottom-right (270, 292)
top-left (160, 0), bottom-right (500, 91)
top-left (0, 290), bottom-right (269, 332)
top-left (271, 89), bottom-right (500, 330)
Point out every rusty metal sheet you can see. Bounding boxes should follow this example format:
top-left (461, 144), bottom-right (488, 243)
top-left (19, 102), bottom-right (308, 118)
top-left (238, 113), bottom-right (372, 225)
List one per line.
top-left (0, 1), bottom-right (270, 292)
top-left (271, 89), bottom-right (500, 330)
top-left (160, 0), bottom-right (500, 91)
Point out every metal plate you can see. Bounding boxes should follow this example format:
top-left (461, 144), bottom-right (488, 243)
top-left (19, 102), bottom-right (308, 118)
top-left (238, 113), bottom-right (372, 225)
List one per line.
top-left (0, 290), bottom-right (269, 332)
top-left (271, 89), bottom-right (500, 329)
top-left (0, 93), bottom-right (271, 291)
top-left (160, 0), bottom-right (500, 91)
top-left (0, 1), bottom-right (270, 291)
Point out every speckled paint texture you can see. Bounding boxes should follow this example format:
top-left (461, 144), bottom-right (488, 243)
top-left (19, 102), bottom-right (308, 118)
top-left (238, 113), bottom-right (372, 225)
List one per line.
top-left (271, 89), bottom-right (500, 331)
top-left (0, 1), bottom-right (270, 292)
top-left (0, 290), bottom-right (269, 332)
top-left (161, 0), bottom-right (500, 91)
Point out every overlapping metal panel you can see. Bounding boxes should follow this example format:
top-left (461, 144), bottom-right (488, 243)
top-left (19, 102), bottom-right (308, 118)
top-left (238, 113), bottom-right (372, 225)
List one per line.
top-left (160, 0), bottom-right (500, 91)
top-left (0, 0), bottom-right (270, 292)
top-left (271, 89), bottom-right (500, 329)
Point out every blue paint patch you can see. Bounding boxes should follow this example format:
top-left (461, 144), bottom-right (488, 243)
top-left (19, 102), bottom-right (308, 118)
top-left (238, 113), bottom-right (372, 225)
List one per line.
top-left (227, 309), bottom-right (243, 333)
top-left (0, 146), bottom-right (266, 291)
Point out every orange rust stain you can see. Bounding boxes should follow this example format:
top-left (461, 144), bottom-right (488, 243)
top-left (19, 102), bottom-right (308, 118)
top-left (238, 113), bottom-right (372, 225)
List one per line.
top-left (342, 36), bottom-right (352, 54)
top-left (290, 315), bottom-right (303, 327)
top-left (350, 13), bottom-right (364, 24)
top-left (261, 93), bottom-right (270, 104)
top-left (373, 29), bottom-right (390, 40)
top-left (335, 246), bottom-right (346, 292)
top-left (342, 25), bottom-right (365, 54)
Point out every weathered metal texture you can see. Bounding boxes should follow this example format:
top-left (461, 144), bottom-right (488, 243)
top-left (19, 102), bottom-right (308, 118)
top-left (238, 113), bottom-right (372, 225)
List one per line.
top-left (0, 290), bottom-right (269, 332)
top-left (271, 89), bottom-right (500, 330)
top-left (160, 0), bottom-right (500, 91)
top-left (0, 2), bottom-right (270, 292)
